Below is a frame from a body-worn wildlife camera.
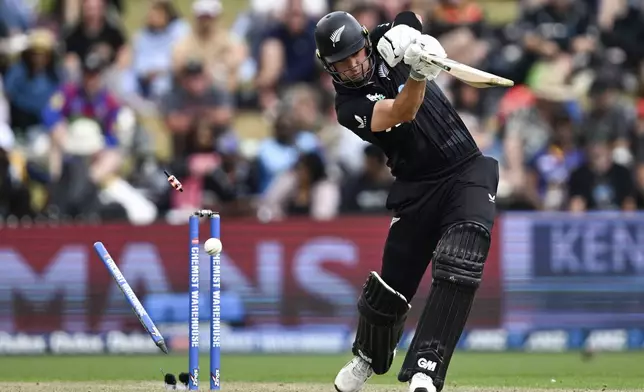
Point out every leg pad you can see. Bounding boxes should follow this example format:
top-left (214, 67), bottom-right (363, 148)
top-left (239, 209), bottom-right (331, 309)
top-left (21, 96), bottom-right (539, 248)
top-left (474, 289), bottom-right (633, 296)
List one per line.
top-left (352, 271), bottom-right (410, 375)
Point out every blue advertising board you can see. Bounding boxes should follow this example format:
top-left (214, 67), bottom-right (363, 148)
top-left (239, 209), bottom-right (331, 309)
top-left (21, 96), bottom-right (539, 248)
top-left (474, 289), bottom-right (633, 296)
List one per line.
top-left (502, 213), bottom-right (644, 329)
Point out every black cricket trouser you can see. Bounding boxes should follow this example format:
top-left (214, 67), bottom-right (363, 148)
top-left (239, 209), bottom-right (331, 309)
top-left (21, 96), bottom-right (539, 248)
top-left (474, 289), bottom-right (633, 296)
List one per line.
top-left (380, 154), bottom-right (499, 301)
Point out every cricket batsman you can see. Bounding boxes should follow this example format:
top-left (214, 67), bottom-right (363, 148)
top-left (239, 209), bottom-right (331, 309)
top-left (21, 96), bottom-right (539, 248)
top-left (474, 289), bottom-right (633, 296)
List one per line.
top-left (314, 10), bottom-right (500, 392)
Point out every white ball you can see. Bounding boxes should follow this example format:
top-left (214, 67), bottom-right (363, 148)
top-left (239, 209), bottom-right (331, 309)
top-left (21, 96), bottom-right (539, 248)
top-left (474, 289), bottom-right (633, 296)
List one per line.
top-left (204, 238), bottom-right (223, 255)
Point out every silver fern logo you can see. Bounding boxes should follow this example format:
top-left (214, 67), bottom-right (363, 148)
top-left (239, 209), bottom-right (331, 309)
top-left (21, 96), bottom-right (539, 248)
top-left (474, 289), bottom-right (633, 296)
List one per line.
top-left (330, 25), bottom-right (345, 47)
top-left (378, 63), bottom-right (389, 79)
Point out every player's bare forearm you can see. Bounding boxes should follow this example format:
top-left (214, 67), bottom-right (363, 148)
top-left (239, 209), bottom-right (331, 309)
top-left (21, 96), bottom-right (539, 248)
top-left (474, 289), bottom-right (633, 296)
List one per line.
top-left (392, 77), bottom-right (425, 122)
top-left (370, 76), bottom-right (425, 131)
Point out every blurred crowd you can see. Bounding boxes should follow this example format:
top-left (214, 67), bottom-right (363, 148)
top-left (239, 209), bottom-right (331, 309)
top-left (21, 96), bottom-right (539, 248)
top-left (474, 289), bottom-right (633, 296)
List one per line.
top-left (1, 0), bottom-right (644, 225)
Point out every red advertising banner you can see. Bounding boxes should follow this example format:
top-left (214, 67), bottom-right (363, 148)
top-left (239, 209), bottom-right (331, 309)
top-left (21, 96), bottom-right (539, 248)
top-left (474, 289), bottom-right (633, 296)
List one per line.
top-left (0, 217), bottom-right (501, 333)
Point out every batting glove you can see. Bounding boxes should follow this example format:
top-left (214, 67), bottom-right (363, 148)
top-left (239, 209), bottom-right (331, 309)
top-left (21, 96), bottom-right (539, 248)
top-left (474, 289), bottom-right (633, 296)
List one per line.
top-left (404, 35), bottom-right (446, 81)
top-left (377, 24), bottom-right (421, 67)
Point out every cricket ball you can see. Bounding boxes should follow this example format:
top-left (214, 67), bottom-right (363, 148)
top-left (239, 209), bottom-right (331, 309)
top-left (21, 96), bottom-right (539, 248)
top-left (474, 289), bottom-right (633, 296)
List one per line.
top-left (204, 238), bottom-right (223, 255)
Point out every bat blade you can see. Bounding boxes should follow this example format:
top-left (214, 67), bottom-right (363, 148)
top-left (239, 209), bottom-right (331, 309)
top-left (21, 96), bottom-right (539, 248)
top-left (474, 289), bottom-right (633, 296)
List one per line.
top-left (420, 53), bottom-right (514, 88)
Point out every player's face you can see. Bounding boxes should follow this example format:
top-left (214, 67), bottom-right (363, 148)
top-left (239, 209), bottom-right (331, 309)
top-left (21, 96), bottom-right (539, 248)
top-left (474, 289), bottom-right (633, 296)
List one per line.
top-left (332, 47), bottom-right (370, 82)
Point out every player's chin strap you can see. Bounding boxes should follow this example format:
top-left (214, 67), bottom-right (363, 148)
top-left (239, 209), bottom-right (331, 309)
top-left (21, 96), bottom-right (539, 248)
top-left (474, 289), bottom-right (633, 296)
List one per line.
top-left (398, 221), bottom-right (490, 391)
top-left (352, 271), bottom-right (411, 375)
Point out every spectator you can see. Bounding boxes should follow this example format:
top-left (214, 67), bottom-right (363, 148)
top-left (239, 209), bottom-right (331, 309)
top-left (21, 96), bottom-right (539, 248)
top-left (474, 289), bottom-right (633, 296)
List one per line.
top-left (172, 0), bottom-right (247, 93)
top-left (130, 0), bottom-right (189, 100)
top-left (376, 0), bottom-right (409, 22)
top-left (350, 2), bottom-right (384, 32)
top-left (232, 0), bottom-right (324, 94)
top-left (255, 108), bottom-right (321, 193)
top-left (249, 0), bottom-right (327, 18)
top-left (63, 0), bottom-right (127, 75)
top-left (503, 83), bottom-right (576, 205)
top-left (43, 0), bottom-right (124, 31)
top-left (317, 101), bottom-right (369, 176)
top-left (181, 132), bottom-right (262, 216)
top-left (42, 52), bottom-right (121, 183)
top-left (568, 140), bottom-right (635, 212)
top-left (0, 80), bottom-right (8, 128)
top-left (460, 112), bottom-right (502, 162)
top-left (44, 115), bottom-right (157, 224)
top-left (0, 119), bottom-right (31, 218)
top-left (518, 0), bottom-right (596, 79)
top-left (45, 117), bottom-right (118, 219)
top-left (229, 1), bottom-right (279, 91)
top-left (0, 0), bottom-right (36, 38)
top-left (633, 99), bottom-right (644, 164)
top-left (580, 71), bottom-right (635, 165)
top-left (451, 80), bottom-right (486, 119)
top-left (526, 108), bottom-right (584, 210)
top-left (597, 0), bottom-right (644, 74)
top-left (259, 152), bottom-right (339, 221)
top-left (163, 133), bottom-right (258, 219)
top-left (0, 79), bottom-right (31, 218)
top-left (424, 0), bottom-right (490, 68)
top-left (4, 29), bottom-right (63, 133)
top-left (255, 0), bottom-right (319, 110)
top-left (282, 84), bottom-right (325, 133)
top-left (217, 132), bottom-right (260, 200)
top-left (160, 59), bottom-right (233, 160)
top-left (341, 145), bottom-right (392, 214)
top-left (634, 163), bottom-right (644, 209)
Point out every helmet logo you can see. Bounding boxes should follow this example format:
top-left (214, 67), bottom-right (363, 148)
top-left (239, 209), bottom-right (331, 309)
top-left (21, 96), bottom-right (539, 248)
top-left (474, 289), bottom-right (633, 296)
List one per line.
top-left (330, 25), bottom-right (346, 47)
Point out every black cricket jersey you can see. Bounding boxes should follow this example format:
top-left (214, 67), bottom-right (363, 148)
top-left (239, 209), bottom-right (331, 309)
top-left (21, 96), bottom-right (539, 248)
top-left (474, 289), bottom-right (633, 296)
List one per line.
top-left (334, 21), bottom-right (480, 181)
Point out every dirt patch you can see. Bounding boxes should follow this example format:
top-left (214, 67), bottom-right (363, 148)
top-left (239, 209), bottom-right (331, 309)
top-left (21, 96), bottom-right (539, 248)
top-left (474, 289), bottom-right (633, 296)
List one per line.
top-left (0, 382), bottom-right (636, 392)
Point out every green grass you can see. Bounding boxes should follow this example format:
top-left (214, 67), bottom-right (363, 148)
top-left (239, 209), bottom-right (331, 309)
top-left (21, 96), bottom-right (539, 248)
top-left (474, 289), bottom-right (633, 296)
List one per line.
top-left (0, 352), bottom-right (643, 389)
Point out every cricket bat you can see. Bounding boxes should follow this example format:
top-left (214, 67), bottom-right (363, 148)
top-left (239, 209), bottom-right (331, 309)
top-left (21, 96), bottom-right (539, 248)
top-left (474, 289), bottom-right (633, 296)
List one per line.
top-left (420, 53), bottom-right (514, 88)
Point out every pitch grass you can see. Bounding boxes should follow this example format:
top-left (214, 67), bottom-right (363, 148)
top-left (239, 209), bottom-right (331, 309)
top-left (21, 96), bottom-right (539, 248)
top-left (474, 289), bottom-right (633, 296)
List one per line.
top-left (4, 384), bottom-right (643, 392)
top-left (0, 352), bottom-right (642, 391)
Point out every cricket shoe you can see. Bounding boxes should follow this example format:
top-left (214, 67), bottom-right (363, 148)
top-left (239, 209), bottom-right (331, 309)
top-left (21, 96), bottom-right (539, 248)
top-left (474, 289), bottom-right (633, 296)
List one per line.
top-left (408, 372), bottom-right (437, 392)
top-left (334, 356), bottom-right (373, 392)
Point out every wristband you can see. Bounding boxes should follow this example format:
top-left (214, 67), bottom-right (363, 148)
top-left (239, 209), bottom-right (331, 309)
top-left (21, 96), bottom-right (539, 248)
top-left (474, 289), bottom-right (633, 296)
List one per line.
top-left (409, 68), bottom-right (426, 81)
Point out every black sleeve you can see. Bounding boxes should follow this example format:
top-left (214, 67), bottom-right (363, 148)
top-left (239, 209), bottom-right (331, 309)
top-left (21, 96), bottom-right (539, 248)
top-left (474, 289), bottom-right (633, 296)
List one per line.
top-left (369, 11), bottom-right (423, 48)
top-left (573, 4), bottom-right (593, 37)
top-left (615, 165), bottom-right (635, 204)
top-left (567, 168), bottom-right (586, 198)
top-left (515, 9), bottom-right (539, 42)
top-left (107, 23), bottom-right (126, 53)
top-left (336, 94), bottom-right (378, 140)
top-left (63, 25), bottom-right (83, 55)
top-left (204, 167), bottom-right (237, 202)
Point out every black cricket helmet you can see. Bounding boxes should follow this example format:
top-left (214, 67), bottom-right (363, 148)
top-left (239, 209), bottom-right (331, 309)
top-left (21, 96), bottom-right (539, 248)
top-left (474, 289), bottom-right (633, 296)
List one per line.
top-left (315, 11), bottom-right (375, 88)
